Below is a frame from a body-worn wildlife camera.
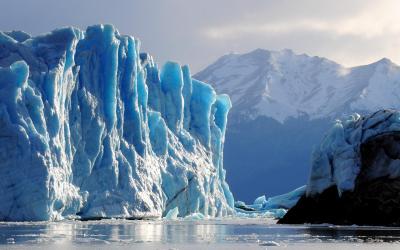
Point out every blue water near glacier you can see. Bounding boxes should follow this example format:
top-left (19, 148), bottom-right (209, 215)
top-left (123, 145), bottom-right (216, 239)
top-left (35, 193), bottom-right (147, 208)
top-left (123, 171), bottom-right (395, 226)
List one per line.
top-left (0, 220), bottom-right (400, 249)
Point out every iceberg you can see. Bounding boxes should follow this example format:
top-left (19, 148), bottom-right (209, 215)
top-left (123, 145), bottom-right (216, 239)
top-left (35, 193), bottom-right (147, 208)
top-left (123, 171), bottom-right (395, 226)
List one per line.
top-left (253, 195), bottom-right (267, 206)
top-left (263, 185), bottom-right (306, 210)
top-left (0, 24), bottom-right (234, 221)
top-left (234, 186), bottom-right (305, 219)
top-left (280, 110), bottom-right (400, 225)
top-left (306, 110), bottom-right (400, 196)
top-left (163, 207), bottom-right (179, 220)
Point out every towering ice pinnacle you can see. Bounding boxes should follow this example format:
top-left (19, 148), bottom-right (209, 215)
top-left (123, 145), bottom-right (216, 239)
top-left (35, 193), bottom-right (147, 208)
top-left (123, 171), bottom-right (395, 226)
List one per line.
top-left (0, 24), bottom-right (234, 221)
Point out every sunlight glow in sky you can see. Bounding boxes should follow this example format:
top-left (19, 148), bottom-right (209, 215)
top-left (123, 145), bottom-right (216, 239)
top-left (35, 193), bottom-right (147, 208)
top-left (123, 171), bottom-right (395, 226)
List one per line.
top-left (0, 0), bottom-right (399, 72)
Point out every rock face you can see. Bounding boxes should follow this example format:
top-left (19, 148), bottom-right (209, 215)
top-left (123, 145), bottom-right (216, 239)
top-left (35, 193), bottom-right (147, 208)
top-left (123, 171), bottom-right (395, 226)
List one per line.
top-left (280, 110), bottom-right (400, 225)
top-left (0, 25), bottom-right (234, 221)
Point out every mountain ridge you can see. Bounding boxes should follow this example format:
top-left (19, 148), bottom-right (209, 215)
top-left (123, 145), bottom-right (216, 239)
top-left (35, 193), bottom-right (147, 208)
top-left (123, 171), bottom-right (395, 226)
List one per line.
top-left (195, 48), bottom-right (400, 123)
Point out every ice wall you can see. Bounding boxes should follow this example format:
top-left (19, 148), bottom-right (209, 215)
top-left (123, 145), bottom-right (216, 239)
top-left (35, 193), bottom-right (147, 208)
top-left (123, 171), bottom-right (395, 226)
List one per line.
top-left (307, 110), bottom-right (400, 196)
top-left (0, 25), bottom-right (234, 221)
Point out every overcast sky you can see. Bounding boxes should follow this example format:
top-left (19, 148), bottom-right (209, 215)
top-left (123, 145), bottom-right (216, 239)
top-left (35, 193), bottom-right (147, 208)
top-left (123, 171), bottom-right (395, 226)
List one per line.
top-left (1, 0), bottom-right (399, 72)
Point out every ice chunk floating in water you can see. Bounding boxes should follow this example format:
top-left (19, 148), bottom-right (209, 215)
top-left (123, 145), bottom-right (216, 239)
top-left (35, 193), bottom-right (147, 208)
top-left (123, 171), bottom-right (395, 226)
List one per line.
top-left (0, 24), bottom-right (234, 221)
top-left (234, 186), bottom-right (305, 219)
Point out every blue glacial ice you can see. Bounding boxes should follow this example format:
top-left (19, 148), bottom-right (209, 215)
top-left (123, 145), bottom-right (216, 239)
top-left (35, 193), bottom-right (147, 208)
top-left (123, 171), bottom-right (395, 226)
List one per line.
top-left (262, 185), bottom-right (306, 210)
top-left (0, 24), bottom-right (234, 221)
top-left (234, 186), bottom-right (305, 219)
top-left (163, 207), bottom-right (180, 220)
top-left (307, 110), bottom-right (400, 196)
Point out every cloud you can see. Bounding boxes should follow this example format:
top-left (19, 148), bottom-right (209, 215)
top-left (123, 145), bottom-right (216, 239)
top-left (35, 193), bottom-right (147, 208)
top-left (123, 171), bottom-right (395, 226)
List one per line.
top-left (0, 0), bottom-right (399, 71)
top-left (200, 0), bottom-right (400, 69)
top-left (204, 21), bottom-right (335, 39)
top-left (204, 0), bottom-right (400, 40)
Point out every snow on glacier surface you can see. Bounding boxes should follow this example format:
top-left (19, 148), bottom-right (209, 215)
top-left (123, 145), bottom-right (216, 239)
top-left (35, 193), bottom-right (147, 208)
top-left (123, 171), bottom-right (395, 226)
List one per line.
top-left (307, 110), bottom-right (400, 196)
top-left (0, 24), bottom-right (234, 221)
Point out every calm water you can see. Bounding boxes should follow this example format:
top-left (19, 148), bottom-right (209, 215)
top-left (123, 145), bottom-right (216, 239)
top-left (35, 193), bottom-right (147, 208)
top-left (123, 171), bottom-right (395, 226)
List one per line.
top-left (0, 218), bottom-right (400, 249)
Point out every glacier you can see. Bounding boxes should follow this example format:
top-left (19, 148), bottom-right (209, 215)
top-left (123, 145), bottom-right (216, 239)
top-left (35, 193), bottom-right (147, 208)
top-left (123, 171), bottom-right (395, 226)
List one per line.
top-left (234, 186), bottom-right (305, 219)
top-left (307, 110), bottom-right (400, 196)
top-left (280, 109), bottom-right (400, 225)
top-left (0, 24), bottom-right (234, 221)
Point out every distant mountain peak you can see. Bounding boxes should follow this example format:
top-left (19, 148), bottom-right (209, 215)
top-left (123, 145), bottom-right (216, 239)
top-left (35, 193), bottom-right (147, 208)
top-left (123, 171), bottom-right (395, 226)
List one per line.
top-left (195, 49), bottom-right (400, 123)
top-left (376, 57), bottom-right (392, 64)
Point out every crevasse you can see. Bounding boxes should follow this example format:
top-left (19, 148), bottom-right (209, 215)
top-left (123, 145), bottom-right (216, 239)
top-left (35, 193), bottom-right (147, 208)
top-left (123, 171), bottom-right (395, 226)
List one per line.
top-left (0, 24), bottom-right (234, 221)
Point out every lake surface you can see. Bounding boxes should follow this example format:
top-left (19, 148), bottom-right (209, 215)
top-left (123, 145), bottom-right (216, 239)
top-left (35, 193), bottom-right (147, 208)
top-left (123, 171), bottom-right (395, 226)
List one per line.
top-left (1, 218), bottom-right (400, 249)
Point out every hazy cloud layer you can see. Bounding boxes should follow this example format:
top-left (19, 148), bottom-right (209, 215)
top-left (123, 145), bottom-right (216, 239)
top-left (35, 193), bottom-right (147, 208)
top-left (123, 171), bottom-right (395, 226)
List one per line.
top-left (0, 0), bottom-right (399, 72)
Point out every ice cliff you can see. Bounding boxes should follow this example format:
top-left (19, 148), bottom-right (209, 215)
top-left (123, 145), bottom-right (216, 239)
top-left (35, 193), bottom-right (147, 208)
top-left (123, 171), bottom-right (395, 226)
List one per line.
top-left (0, 24), bottom-right (234, 221)
top-left (280, 110), bottom-right (400, 225)
top-left (306, 109), bottom-right (400, 196)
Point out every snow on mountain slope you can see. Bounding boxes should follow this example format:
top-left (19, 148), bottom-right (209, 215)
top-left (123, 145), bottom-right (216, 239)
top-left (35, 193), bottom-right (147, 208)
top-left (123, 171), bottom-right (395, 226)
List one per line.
top-left (194, 49), bottom-right (400, 202)
top-left (195, 49), bottom-right (400, 123)
top-left (0, 25), bottom-right (234, 221)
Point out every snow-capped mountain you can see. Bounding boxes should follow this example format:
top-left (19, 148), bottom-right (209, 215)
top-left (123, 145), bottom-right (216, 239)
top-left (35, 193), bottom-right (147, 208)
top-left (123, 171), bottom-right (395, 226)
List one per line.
top-left (195, 49), bottom-right (400, 123)
top-left (194, 49), bottom-right (400, 202)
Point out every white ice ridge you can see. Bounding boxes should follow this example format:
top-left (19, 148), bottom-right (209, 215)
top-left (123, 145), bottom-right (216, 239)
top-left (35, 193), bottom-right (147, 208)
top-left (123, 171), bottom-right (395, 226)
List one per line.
top-left (0, 24), bottom-right (234, 221)
top-left (307, 110), bottom-right (400, 196)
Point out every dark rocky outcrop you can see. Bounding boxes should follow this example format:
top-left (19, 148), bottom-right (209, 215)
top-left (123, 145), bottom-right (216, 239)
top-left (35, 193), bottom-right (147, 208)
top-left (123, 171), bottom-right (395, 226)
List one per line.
top-left (279, 131), bottom-right (400, 226)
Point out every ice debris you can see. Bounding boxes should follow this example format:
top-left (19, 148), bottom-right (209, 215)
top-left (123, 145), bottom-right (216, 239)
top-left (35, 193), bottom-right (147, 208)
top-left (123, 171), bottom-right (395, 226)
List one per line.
top-left (164, 207), bottom-right (180, 220)
top-left (234, 186), bottom-right (305, 219)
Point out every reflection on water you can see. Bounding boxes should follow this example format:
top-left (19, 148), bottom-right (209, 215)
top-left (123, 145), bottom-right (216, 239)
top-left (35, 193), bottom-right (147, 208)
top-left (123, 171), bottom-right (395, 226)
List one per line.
top-left (1, 219), bottom-right (400, 247)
